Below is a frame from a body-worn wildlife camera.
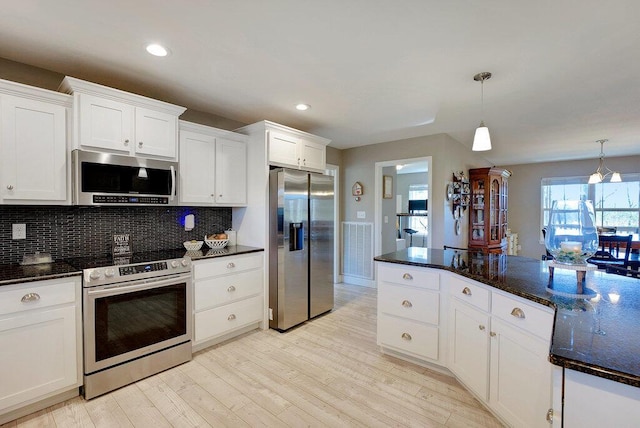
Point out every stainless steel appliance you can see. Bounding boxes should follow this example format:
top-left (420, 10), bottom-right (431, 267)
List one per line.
top-left (72, 149), bottom-right (178, 206)
top-left (77, 250), bottom-right (192, 399)
top-left (269, 168), bottom-right (334, 331)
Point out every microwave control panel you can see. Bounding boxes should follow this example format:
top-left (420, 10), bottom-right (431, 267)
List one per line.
top-left (93, 195), bottom-right (169, 204)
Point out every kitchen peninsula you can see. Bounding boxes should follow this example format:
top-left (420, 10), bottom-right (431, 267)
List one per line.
top-left (375, 248), bottom-right (640, 427)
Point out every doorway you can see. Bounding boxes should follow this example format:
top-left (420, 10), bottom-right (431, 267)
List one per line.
top-left (374, 157), bottom-right (432, 257)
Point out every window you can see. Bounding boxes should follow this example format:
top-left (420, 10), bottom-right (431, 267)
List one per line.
top-left (541, 174), bottom-right (640, 237)
top-left (407, 184), bottom-right (428, 239)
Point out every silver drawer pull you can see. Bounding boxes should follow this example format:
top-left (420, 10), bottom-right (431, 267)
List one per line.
top-left (401, 332), bottom-right (412, 341)
top-left (7, 185), bottom-right (14, 190)
top-left (227, 262), bottom-right (235, 269)
top-left (228, 314), bottom-right (236, 321)
top-left (138, 141), bottom-right (143, 148)
top-left (401, 300), bottom-right (412, 308)
top-left (462, 286), bottom-right (472, 295)
top-left (21, 293), bottom-right (41, 303)
top-left (546, 408), bottom-right (554, 423)
top-left (478, 325), bottom-right (485, 331)
top-left (490, 331), bottom-right (496, 337)
top-left (402, 273), bottom-right (413, 280)
top-left (227, 285), bottom-right (236, 292)
top-left (511, 307), bottom-right (526, 319)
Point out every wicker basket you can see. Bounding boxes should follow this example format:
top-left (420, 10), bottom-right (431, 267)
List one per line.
top-left (204, 238), bottom-right (229, 249)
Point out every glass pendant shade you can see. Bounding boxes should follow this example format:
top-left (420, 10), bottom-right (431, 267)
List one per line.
top-left (472, 122), bottom-right (491, 151)
top-left (588, 172), bottom-right (602, 184)
top-left (544, 200), bottom-right (598, 264)
top-left (610, 172), bottom-right (622, 182)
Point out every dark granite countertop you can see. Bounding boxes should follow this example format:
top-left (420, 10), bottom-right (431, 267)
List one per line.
top-left (0, 261), bottom-right (81, 287)
top-left (375, 248), bottom-right (640, 388)
top-left (0, 246), bottom-right (263, 287)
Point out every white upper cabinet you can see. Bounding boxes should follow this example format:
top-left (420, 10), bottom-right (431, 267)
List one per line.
top-left (179, 121), bottom-right (247, 206)
top-left (59, 76), bottom-right (185, 160)
top-left (0, 80), bottom-right (71, 204)
top-left (237, 120), bottom-right (330, 173)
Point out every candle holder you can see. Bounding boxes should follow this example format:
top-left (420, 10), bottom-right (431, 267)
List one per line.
top-left (544, 200), bottom-right (598, 265)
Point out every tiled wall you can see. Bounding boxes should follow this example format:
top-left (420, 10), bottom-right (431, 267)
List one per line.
top-left (0, 206), bottom-right (231, 264)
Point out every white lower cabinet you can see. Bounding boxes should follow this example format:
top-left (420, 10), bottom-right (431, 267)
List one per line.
top-left (192, 252), bottom-right (264, 351)
top-left (564, 368), bottom-right (640, 427)
top-left (376, 263), bottom-right (442, 364)
top-left (377, 263), bottom-right (557, 428)
top-left (0, 277), bottom-right (81, 423)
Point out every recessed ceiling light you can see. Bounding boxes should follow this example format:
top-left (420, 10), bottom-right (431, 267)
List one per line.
top-left (295, 103), bottom-right (310, 111)
top-left (146, 43), bottom-right (169, 57)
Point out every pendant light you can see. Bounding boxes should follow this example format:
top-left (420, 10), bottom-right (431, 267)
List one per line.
top-left (472, 72), bottom-right (492, 151)
top-left (588, 139), bottom-right (622, 184)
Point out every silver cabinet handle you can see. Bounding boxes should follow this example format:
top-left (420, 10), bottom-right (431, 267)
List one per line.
top-left (227, 262), bottom-right (235, 269)
top-left (546, 408), bottom-right (554, 423)
top-left (228, 314), bottom-right (236, 321)
top-left (21, 293), bottom-right (41, 302)
top-left (462, 286), bottom-right (472, 295)
top-left (511, 307), bottom-right (526, 319)
top-left (478, 325), bottom-right (486, 331)
top-left (402, 273), bottom-right (413, 280)
top-left (138, 141), bottom-right (143, 148)
top-left (401, 333), bottom-right (412, 341)
top-left (401, 300), bottom-right (412, 308)
top-left (303, 158), bottom-right (306, 164)
top-left (7, 185), bottom-right (14, 190)
top-left (124, 139), bottom-right (129, 146)
top-left (227, 286), bottom-right (236, 292)
top-left (490, 331), bottom-right (496, 337)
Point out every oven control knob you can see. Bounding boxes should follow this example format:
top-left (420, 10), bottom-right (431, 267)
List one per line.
top-left (89, 269), bottom-right (103, 280)
top-left (181, 258), bottom-right (190, 267)
top-left (171, 260), bottom-right (180, 268)
top-left (104, 268), bottom-right (116, 278)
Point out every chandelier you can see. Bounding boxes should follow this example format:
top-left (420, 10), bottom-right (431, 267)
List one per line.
top-left (588, 139), bottom-right (622, 184)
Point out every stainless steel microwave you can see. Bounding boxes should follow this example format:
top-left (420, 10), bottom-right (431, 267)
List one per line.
top-left (72, 150), bottom-right (178, 206)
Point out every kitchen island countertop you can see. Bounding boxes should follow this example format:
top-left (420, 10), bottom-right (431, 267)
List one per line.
top-left (375, 248), bottom-right (640, 388)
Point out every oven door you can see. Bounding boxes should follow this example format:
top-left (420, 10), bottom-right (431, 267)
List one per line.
top-left (83, 273), bottom-right (192, 374)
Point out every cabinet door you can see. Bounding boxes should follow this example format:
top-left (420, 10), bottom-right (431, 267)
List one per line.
top-left (179, 130), bottom-right (215, 204)
top-left (299, 138), bottom-right (326, 171)
top-left (268, 131), bottom-right (300, 167)
top-left (78, 93), bottom-right (133, 153)
top-left (0, 306), bottom-right (78, 411)
top-left (135, 107), bottom-right (178, 159)
top-left (489, 318), bottom-right (552, 427)
top-left (448, 299), bottom-right (490, 401)
top-left (215, 138), bottom-right (247, 205)
top-left (1, 95), bottom-right (67, 202)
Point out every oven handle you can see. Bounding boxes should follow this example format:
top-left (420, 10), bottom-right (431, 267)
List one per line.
top-left (86, 273), bottom-right (191, 297)
top-left (170, 165), bottom-right (176, 201)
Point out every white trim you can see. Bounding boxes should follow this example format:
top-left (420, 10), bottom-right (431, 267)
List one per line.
top-left (325, 163), bottom-right (340, 284)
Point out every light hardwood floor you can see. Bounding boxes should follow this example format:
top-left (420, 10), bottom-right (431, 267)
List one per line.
top-left (2, 283), bottom-right (502, 427)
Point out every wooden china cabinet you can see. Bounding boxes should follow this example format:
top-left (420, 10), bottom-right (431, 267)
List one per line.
top-left (468, 167), bottom-right (511, 253)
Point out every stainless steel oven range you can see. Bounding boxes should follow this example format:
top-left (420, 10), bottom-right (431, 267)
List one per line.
top-left (77, 251), bottom-right (192, 399)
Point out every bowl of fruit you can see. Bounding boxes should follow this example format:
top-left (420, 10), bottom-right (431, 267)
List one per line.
top-left (204, 233), bottom-right (229, 249)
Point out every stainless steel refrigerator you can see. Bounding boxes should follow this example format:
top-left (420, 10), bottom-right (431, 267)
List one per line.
top-left (269, 168), bottom-right (335, 331)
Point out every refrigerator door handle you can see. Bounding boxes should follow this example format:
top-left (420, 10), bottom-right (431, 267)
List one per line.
top-left (289, 222), bottom-right (304, 251)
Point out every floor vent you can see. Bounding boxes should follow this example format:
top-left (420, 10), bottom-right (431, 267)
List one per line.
top-left (342, 222), bottom-right (374, 281)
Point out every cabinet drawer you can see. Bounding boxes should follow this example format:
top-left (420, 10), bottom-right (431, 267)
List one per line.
top-left (195, 269), bottom-right (263, 311)
top-left (378, 313), bottom-right (439, 360)
top-left (448, 275), bottom-right (490, 312)
top-left (378, 283), bottom-right (439, 325)
top-left (491, 292), bottom-right (553, 340)
top-left (377, 264), bottom-right (439, 290)
top-left (0, 278), bottom-right (77, 316)
top-left (195, 295), bottom-right (263, 342)
top-left (193, 253), bottom-right (263, 280)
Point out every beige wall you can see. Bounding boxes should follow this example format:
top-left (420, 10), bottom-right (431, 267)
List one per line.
top-left (504, 155), bottom-right (640, 259)
top-left (341, 134), bottom-right (489, 253)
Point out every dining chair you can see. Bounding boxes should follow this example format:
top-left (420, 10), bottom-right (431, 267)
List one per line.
top-left (587, 234), bottom-right (633, 269)
top-left (606, 260), bottom-right (640, 278)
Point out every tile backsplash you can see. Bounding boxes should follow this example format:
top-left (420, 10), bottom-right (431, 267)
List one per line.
top-left (0, 206), bottom-right (231, 264)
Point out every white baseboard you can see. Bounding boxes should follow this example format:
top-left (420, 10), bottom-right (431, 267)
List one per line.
top-left (342, 275), bottom-right (375, 288)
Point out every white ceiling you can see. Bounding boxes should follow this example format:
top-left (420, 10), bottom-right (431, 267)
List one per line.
top-left (2, 1), bottom-right (639, 165)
